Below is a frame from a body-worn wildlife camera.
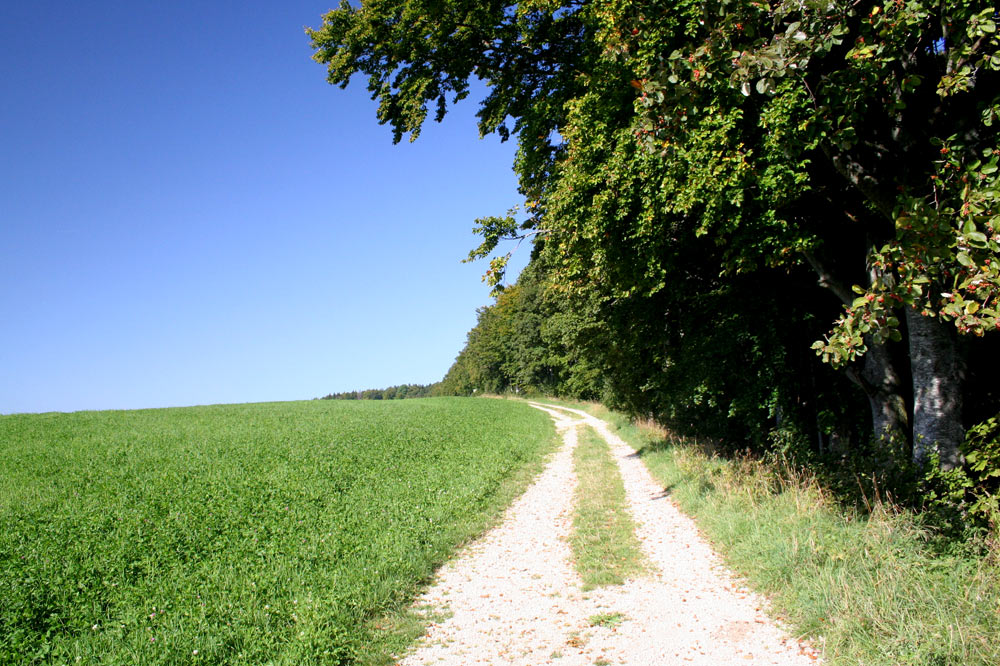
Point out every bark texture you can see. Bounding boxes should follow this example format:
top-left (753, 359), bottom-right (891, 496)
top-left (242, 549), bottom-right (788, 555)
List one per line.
top-left (906, 308), bottom-right (965, 470)
top-left (848, 338), bottom-right (909, 446)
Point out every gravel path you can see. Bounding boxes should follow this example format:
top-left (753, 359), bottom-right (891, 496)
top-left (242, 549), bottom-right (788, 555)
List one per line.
top-left (398, 403), bottom-right (822, 665)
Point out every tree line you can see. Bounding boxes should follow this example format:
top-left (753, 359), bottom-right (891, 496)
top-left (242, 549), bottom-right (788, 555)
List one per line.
top-left (309, 0), bottom-right (1000, 528)
top-left (320, 384), bottom-right (436, 401)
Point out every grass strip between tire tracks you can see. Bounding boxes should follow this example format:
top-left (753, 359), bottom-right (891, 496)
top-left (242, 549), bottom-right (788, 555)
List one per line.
top-left (570, 424), bottom-right (647, 590)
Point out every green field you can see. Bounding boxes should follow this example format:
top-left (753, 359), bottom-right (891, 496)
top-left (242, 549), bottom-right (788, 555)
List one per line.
top-left (0, 398), bottom-right (554, 664)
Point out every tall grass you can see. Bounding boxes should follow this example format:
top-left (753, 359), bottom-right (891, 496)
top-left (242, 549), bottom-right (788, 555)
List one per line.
top-left (596, 409), bottom-right (1000, 666)
top-left (0, 398), bottom-right (555, 665)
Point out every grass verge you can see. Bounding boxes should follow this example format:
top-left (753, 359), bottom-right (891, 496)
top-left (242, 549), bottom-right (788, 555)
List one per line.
top-left (570, 424), bottom-right (646, 589)
top-left (597, 410), bottom-right (1000, 666)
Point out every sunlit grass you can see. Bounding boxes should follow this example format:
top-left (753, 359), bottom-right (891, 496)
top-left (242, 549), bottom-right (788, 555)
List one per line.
top-left (570, 424), bottom-right (646, 589)
top-left (600, 411), bottom-right (1000, 666)
top-left (0, 398), bottom-right (555, 665)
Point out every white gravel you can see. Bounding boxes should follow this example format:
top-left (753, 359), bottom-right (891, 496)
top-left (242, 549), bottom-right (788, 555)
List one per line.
top-left (397, 403), bottom-right (822, 665)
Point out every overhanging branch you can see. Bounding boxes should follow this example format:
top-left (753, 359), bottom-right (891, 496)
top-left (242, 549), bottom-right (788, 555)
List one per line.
top-left (801, 249), bottom-right (853, 305)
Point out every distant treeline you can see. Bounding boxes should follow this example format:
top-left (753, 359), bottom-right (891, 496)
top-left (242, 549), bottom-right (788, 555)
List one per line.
top-left (320, 384), bottom-right (437, 401)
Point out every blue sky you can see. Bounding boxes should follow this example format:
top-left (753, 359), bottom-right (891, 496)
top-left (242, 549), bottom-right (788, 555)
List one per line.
top-left (1, 1), bottom-right (527, 414)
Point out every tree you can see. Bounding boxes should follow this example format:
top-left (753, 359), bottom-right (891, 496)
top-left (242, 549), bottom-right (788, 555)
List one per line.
top-left (307, 0), bottom-right (592, 192)
top-left (309, 0), bottom-right (1000, 470)
top-left (438, 254), bottom-right (600, 397)
top-left (625, 0), bottom-right (999, 467)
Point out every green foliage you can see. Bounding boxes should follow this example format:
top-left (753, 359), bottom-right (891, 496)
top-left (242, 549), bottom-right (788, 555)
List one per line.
top-left (0, 399), bottom-right (553, 664)
top-left (438, 254), bottom-right (607, 400)
top-left (817, 138), bottom-right (1000, 365)
top-left (914, 413), bottom-right (1000, 541)
top-left (463, 208), bottom-right (534, 294)
top-left (963, 415), bottom-right (1000, 526)
top-left (624, 0), bottom-right (1000, 366)
top-left (306, 0), bottom-right (589, 180)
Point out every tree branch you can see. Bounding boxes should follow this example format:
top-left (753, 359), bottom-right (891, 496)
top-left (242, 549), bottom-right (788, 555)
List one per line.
top-left (820, 145), bottom-right (897, 221)
top-left (801, 249), bottom-right (853, 305)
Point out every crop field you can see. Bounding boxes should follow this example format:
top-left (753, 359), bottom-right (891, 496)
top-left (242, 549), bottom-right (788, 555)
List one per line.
top-left (0, 398), bottom-right (554, 664)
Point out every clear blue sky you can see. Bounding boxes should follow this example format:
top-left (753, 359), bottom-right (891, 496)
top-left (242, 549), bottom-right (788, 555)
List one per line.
top-left (1, 1), bottom-right (527, 414)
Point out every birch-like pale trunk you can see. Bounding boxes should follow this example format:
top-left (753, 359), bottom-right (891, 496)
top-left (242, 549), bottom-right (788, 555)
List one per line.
top-left (906, 308), bottom-right (964, 470)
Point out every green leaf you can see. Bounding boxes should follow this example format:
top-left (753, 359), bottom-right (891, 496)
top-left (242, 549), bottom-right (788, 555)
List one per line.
top-left (956, 251), bottom-right (974, 267)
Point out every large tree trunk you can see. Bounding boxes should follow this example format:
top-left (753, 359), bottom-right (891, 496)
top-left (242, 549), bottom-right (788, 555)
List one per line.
top-left (906, 309), bottom-right (964, 470)
top-left (849, 338), bottom-right (909, 445)
top-left (802, 249), bottom-right (909, 447)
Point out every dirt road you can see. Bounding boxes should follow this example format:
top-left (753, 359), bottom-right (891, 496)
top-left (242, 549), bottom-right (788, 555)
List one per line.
top-left (398, 403), bottom-right (821, 665)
